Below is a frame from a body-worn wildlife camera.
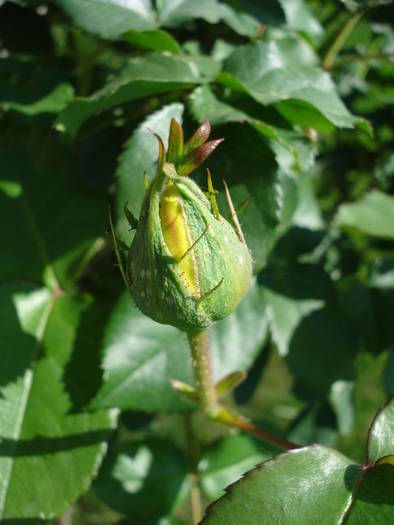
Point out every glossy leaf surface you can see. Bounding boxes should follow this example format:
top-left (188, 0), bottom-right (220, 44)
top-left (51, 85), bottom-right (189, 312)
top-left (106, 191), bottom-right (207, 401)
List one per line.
top-left (221, 41), bottom-right (366, 131)
top-left (334, 191), bottom-right (394, 239)
top-left (93, 280), bottom-right (268, 411)
top-left (0, 284), bottom-right (116, 519)
top-left (55, 54), bottom-right (209, 136)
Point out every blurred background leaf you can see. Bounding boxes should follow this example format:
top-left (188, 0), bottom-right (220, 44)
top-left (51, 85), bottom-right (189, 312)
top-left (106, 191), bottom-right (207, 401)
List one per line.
top-left (1, 0), bottom-right (393, 521)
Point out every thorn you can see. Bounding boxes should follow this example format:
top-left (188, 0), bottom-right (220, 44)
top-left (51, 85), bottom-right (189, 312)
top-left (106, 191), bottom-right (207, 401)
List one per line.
top-left (124, 202), bottom-right (139, 230)
top-left (178, 224), bottom-right (209, 262)
top-left (223, 179), bottom-right (246, 245)
top-left (206, 168), bottom-right (220, 220)
top-left (197, 277), bottom-right (224, 304)
top-left (108, 205), bottom-right (132, 293)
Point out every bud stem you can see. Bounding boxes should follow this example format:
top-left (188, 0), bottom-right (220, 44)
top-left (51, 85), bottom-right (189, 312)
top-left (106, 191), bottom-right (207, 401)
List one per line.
top-left (186, 330), bottom-right (300, 451)
top-left (187, 331), bottom-right (218, 417)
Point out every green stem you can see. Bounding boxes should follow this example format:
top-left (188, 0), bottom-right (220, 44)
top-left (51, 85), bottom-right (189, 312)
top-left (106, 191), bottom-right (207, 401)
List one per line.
top-left (186, 331), bottom-right (299, 451)
top-left (322, 10), bottom-right (364, 70)
top-left (187, 331), bottom-right (218, 416)
top-left (213, 406), bottom-right (299, 451)
top-left (334, 50), bottom-right (394, 67)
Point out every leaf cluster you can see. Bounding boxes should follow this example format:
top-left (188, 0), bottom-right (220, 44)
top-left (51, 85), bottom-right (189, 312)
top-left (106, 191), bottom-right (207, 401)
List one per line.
top-left (0, 0), bottom-right (393, 523)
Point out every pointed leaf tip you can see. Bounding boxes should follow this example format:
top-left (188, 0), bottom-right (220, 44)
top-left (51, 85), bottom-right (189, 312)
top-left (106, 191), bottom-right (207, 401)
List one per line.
top-left (178, 138), bottom-right (224, 176)
top-left (184, 120), bottom-right (212, 154)
top-left (151, 132), bottom-right (166, 170)
top-left (168, 119), bottom-right (184, 163)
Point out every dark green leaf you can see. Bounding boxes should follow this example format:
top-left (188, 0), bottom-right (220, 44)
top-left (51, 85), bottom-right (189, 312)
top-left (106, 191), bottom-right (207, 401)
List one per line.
top-left (0, 57), bottom-right (74, 115)
top-left (202, 445), bottom-right (360, 525)
top-left (157, 0), bottom-right (260, 36)
top-left (55, 54), bottom-right (209, 137)
top-left (92, 279), bottom-right (268, 412)
top-left (194, 123), bottom-right (298, 270)
top-left (221, 41), bottom-right (367, 131)
top-left (259, 265), bottom-right (356, 393)
top-left (367, 398), bottom-right (394, 463)
top-left (0, 141), bottom-right (106, 289)
top-left (0, 283), bottom-right (116, 519)
top-left (55, 0), bottom-right (155, 39)
top-left (189, 84), bottom-right (318, 175)
top-left (346, 465), bottom-right (394, 523)
top-left (94, 439), bottom-right (189, 519)
top-left (231, 0), bottom-right (285, 26)
top-left (122, 29), bottom-right (181, 53)
top-left (370, 256), bottom-right (394, 289)
top-left (199, 434), bottom-right (270, 501)
top-left (334, 191), bottom-right (394, 239)
top-left (341, 0), bottom-right (392, 12)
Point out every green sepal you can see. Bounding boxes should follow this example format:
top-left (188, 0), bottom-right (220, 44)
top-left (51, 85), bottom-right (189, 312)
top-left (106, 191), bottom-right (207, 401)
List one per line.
top-left (108, 205), bottom-right (131, 293)
top-left (167, 118), bottom-right (184, 164)
top-left (184, 120), bottom-right (211, 155)
top-left (124, 202), bottom-right (139, 230)
top-left (177, 138), bottom-right (224, 176)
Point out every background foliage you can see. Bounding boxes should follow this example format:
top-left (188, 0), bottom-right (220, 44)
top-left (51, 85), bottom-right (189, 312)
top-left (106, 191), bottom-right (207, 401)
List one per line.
top-left (0, 0), bottom-right (393, 523)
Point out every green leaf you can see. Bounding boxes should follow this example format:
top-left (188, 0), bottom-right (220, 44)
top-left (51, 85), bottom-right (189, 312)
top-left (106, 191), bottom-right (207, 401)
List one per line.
top-left (92, 279), bottom-right (268, 412)
top-left (230, 0), bottom-right (285, 26)
top-left (201, 445), bottom-right (360, 525)
top-left (367, 398), bottom-right (394, 464)
top-left (221, 40), bottom-right (366, 131)
top-left (0, 283), bottom-right (116, 519)
top-left (341, 0), bottom-right (392, 12)
top-left (193, 123), bottom-right (298, 270)
top-left (329, 380), bottom-right (355, 436)
top-left (0, 140), bottom-right (106, 289)
top-left (94, 439), bottom-right (190, 519)
top-left (122, 29), bottom-right (181, 53)
top-left (55, 54), bottom-right (208, 137)
top-left (189, 85), bottom-right (317, 175)
top-left (157, 0), bottom-right (260, 37)
top-left (345, 465), bottom-right (394, 524)
top-left (370, 256), bottom-right (394, 289)
top-left (334, 190), bottom-right (394, 239)
top-left (287, 402), bottom-right (337, 447)
top-left (55, 0), bottom-right (155, 39)
top-left (279, 0), bottom-right (323, 38)
top-left (0, 56), bottom-right (74, 116)
top-left (198, 435), bottom-right (270, 501)
top-left (116, 103), bottom-right (184, 242)
top-left (259, 265), bottom-right (356, 393)
top-left (202, 400), bottom-right (394, 524)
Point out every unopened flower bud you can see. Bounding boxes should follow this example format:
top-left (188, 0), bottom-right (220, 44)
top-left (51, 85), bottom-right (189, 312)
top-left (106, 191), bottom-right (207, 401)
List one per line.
top-left (126, 121), bottom-right (252, 332)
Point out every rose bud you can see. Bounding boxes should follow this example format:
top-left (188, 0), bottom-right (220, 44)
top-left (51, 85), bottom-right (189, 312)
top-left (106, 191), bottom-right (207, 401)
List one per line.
top-left (125, 120), bottom-right (252, 332)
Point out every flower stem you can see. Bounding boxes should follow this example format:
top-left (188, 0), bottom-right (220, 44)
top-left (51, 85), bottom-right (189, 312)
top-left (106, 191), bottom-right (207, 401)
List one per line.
top-left (322, 10), bottom-right (364, 70)
top-left (187, 331), bottom-right (218, 416)
top-left (186, 330), bottom-right (299, 451)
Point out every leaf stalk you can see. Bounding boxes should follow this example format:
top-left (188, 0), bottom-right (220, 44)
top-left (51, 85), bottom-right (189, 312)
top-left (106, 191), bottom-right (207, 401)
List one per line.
top-left (186, 331), bottom-right (299, 451)
top-left (322, 10), bottom-right (364, 70)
